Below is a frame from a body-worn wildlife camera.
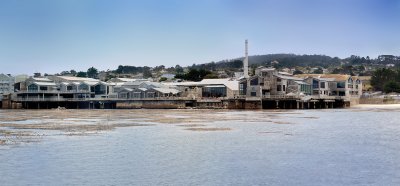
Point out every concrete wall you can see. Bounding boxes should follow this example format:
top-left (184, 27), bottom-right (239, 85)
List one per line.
top-left (116, 100), bottom-right (187, 109)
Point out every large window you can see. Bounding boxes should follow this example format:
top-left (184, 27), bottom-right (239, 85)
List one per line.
top-left (320, 82), bottom-right (325, 88)
top-left (348, 78), bottom-right (353, 83)
top-left (28, 84), bottom-right (38, 91)
top-left (250, 92), bottom-right (257, 96)
top-left (337, 82), bottom-right (345, 88)
top-left (239, 82), bottom-right (247, 95)
top-left (202, 86), bottom-right (227, 97)
top-left (94, 84), bottom-right (106, 94)
top-left (313, 79), bottom-right (319, 89)
top-left (277, 85), bottom-right (281, 91)
top-left (79, 84), bottom-right (89, 91)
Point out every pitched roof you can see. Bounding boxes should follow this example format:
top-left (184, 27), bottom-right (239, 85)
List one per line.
top-left (32, 77), bottom-right (53, 82)
top-left (83, 81), bottom-right (99, 86)
top-left (164, 79), bottom-right (239, 91)
top-left (56, 76), bottom-right (99, 82)
top-left (33, 82), bottom-right (57, 86)
top-left (123, 81), bottom-right (147, 86)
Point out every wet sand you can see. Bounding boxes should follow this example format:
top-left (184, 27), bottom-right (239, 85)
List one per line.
top-left (0, 109), bottom-right (298, 146)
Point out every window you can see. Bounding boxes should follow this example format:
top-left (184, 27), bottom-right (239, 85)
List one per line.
top-left (348, 78), bottom-right (353, 83)
top-left (282, 85), bottom-right (286, 91)
top-left (251, 92), bottom-right (257, 96)
top-left (250, 78), bottom-right (258, 86)
top-left (79, 84), bottom-right (89, 91)
top-left (239, 84), bottom-right (244, 95)
top-left (202, 86), bottom-right (227, 97)
top-left (320, 82), bottom-right (325, 89)
top-left (28, 84), bottom-right (38, 91)
top-left (313, 79), bottom-right (319, 89)
top-left (239, 82), bottom-right (247, 95)
top-left (337, 82), bottom-right (345, 88)
top-left (277, 85), bottom-right (282, 91)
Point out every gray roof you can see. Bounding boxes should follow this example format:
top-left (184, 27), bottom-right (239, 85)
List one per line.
top-left (294, 81), bottom-right (309, 85)
top-left (152, 88), bottom-right (180, 94)
top-left (32, 77), bottom-right (53, 82)
top-left (123, 81), bottom-right (145, 86)
top-left (274, 74), bottom-right (304, 81)
top-left (33, 82), bottom-right (57, 86)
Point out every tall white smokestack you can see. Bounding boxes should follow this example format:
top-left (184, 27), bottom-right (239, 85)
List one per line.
top-left (243, 39), bottom-right (249, 78)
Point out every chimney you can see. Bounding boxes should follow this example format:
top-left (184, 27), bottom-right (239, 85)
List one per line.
top-left (243, 40), bottom-right (249, 78)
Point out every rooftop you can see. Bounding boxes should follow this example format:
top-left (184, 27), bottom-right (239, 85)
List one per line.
top-left (295, 74), bottom-right (351, 81)
top-left (56, 76), bottom-right (99, 82)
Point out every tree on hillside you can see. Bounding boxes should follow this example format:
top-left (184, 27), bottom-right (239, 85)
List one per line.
top-left (76, 71), bottom-right (87, 77)
top-left (87, 67), bottom-right (98, 78)
top-left (371, 68), bottom-right (397, 91)
top-left (175, 68), bottom-right (211, 81)
top-left (384, 81), bottom-right (400, 93)
top-left (293, 69), bottom-right (304, 75)
top-left (70, 70), bottom-right (77, 76)
top-left (313, 67), bottom-right (323, 74)
top-left (143, 66), bottom-right (152, 78)
top-left (175, 65), bottom-right (184, 74)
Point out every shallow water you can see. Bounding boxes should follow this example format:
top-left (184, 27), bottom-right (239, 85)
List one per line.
top-left (1, 107), bottom-right (400, 186)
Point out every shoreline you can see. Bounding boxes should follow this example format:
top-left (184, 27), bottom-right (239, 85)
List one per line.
top-left (352, 104), bottom-right (400, 109)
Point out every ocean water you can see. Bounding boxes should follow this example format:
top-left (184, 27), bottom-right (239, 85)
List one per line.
top-left (0, 107), bottom-right (400, 186)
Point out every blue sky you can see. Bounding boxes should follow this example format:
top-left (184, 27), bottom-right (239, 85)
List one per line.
top-left (0, 0), bottom-right (399, 74)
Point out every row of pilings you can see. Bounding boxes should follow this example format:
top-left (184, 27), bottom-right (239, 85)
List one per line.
top-left (225, 98), bottom-right (349, 109)
top-left (18, 101), bottom-right (117, 109)
top-left (261, 99), bottom-right (348, 109)
top-left (3, 98), bottom-right (350, 109)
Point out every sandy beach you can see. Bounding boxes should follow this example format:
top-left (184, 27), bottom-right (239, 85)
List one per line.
top-left (352, 104), bottom-right (400, 109)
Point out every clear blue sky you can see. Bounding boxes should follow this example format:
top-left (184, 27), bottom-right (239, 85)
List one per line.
top-left (0, 0), bottom-right (399, 75)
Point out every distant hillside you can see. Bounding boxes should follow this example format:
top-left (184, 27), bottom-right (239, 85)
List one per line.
top-left (192, 54), bottom-right (342, 71)
top-left (246, 54), bottom-right (341, 67)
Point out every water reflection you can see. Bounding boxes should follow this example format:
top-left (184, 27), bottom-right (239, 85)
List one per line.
top-left (1, 107), bottom-right (400, 185)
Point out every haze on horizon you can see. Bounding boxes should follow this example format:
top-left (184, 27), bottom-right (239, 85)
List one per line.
top-left (0, 0), bottom-right (399, 75)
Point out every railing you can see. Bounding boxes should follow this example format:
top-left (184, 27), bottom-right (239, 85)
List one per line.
top-left (262, 95), bottom-right (300, 99)
top-left (312, 95), bottom-right (343, 100)
top-left (12, 96), bottom-right (196, 102)
top-left (17, 90), bottom-right (92, 94)
top-left (13, 98), bottom-right (88, 102)
top-left (196, 98), bottom-right (222, 102)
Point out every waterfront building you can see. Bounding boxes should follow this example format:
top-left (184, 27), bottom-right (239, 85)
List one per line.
top-left (0, 74), bottom-right (15, 99)
top-left (14, 76), bottom-right (113, 102)
top-left (166, 78), bottom-right (239, 99)
top-left (241, 67), bottom-right (312, 98)
top-left (296, 74), bottom-right (363, 98)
